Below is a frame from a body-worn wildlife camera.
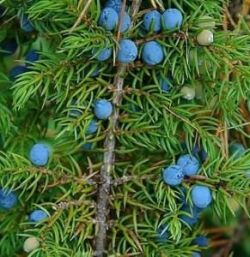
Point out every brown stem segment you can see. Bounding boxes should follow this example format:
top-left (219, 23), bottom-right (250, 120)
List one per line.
top-left (94, 66), bottom-right (126, 257)
top-left (94, 1), bottom-right (142, 256)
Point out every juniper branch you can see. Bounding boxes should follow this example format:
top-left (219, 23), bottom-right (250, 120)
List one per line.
top-left (94, 1), bottom-right (142, 256)
top-left (69, 0), bottom-right (93, 33)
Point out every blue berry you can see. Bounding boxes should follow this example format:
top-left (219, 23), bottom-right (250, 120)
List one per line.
top-left (98, 7), bottom-right (118, 31)
top-left (20, 15), bottom-right (34, 32)
top-left (177, 154), bottom-right (200, 176)
top-left (156, 225), bottom-right (169, 243)
top-left (87, 119), bottom-right (98, 134)
top-left (90, 68), bottom-right (100, 77)
top-left (105, 0), bottom-right (122, 13)
top-left (94, 48), bottom-right (112, 61)
top-left (229, 143), bottom-right (245, 159)
top-left (159, 77), bottom-right (170, 92)
top-left (191, 144), bottom-right (200, 155)
top-left (10, 66), bottom-right (29, 80)
top-left (29, 210), bottom-right (48, 222)
top-left (182, 143), bottom-right (208, 163)
top-left (0, 188), bottom-right (17, 210)
top-left (85, 65), bottom-right (101, 77)
top-left (1, 39), bottom-right (17, 55)
top-left (199, 149), bottom-right (208, 162)
top-left (25, 50), bottom-right (39, 63)
top-left (142, 41), bottom-right (164, 65)
top-left (193, 235), bottom-right (208, 247)
top-left (163, 165), bottom-right (184, 186)
top-left (117, 39), bottom-right (138, 64)
top-left (180, 204), bottom-right (203, 226)
top-left (192, 252), bottom-right (201, 257)
top-left (143, 10), bottom-right (161, 32)
top-left (29, 143), bottom-right (50, 166)
top-left (162, 8), bottom-right (183, 30)
top-left (191, 185), bottom-right (212, 209)
top-left (94, 99), bottom-right (113, 120)
top-left (83, 143), bottom-right (93, 150)
top-left (192, 145), bottom-right (208, 163)
top-left (120, 12), bottom-right (131, 32)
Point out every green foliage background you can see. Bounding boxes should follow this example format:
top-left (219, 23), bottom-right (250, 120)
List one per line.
top-left (0, 0), bottom-right (249, 256)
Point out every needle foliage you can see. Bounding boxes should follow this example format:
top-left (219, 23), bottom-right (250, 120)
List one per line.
top-left (0, 0), bottom-right (249, 256)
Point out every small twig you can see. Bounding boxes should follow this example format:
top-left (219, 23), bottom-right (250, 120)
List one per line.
top-left (116, 0), bottom-right (127, 43)
top-left (224, 5), bottom-right (237, 29)
top-left (94, 67), bottom-right (126, 257)
top-left (135, 31), bottom-right (187, 44)
top-left (242, 0), bottom-right (250, 15)
top-left (113, 174), bottom-right (156, 186)
top-left (94, 1), bottom-right (142, 256)
top-left (204, 227), bottom-right (233, 234)
top-left (69, 0), bottom-right (93, 33)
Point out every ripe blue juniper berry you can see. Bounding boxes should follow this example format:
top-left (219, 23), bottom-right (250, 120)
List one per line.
top-left (25, 50), bottom-right (39, 64)
top-left (117, 39), bottom-right (138, 64)
top-left (180, 204), bottom-right (203, 226)
top-left (193, 235), bottom-right (209, 247)
top-left (192, 252), bottom-right (201, 257)
top-left (142, 41), bottom-right (164, 65)
top-left (177, 154), bottom-right (200, 176)
top-left (191, 185), bottom-right (212, 209)
top-left (94, 99), bottom-right (113, 120)
top-left (29, 143), bottom-right (51, 166)
top-left (89, 67), bottom-right (100, 77)
top-left (0, 39), bottom-right (17, 55)
top-left (143, 10), bottom-right (162, 32)
top-left (163, 164), bottom-right (184, 186)
top-left (120, 12), bottom-right (131, 32)
top-left (159, 77), bottom-right (171, 92)
top-left (162, 8), bottom-right (183, 30)
top-left (83, 142), bottom-right (93, 151)
top-left (94, 47), bottom-right (112, 61)
top-left (87, 120), bottom-right (98, 134)
top-left (98, 7), bottom-right (118, 31)
top-left (20, 15), bottom-right (34, 32)
top-left (105, 0), bottom-right (122, 13)
top-left (10, 66), bottom-right (29, 80)
top-left (181, 143), bottom-right (208, 163)
top-left (229, 142), bottom-right (245, 159)
top-left (29, 210), bottom-right (48, 222)
top-left (0, 188), bottom-right (17, 210)
top-left (156, 225), bottom-right (169, 243)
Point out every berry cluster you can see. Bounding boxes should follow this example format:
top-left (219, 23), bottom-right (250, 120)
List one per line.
top-left (98, 4), bottom-right (184, 65)
top-left (10, 49), bottom-right (39, 80)
top-left (0, 186), bottom-right (44, 253)
top-left (0, 11), bottom-right (36, 80)
top-left (162, 146), bottom-right (212, 256)
top-left (163, 154), bottom-right (201, 186)
top-left (94, 1), bottom-right (218, 125)
top-left (92, 1), bottom-right (186, 138)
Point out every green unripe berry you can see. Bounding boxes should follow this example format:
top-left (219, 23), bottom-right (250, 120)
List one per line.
top-left (181, 86), bottom-right (196, 100)
top-left (197, 30), bottom-right (214, 46)
top-left (23, 237), bottom-right (40, 253)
